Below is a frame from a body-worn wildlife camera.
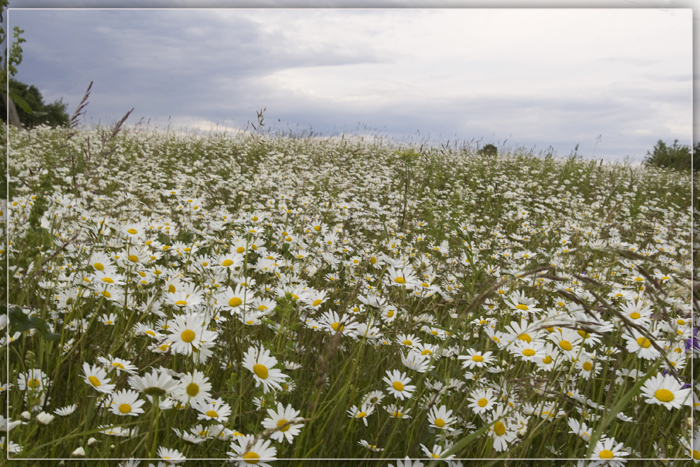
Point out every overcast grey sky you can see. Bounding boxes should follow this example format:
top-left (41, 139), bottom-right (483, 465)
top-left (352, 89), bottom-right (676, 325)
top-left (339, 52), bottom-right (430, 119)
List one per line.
top-left (7, 1), bottom-right (695, 161)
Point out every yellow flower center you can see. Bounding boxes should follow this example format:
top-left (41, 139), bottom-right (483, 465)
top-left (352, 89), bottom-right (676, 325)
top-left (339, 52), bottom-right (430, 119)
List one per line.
top-left (370, 256), bottom-right (377, 264)
top-left (494, 421), bottom-right (506, 436)
top-left (472, 355), bottom-right (484, 362)
top-left (277, 419), bottom-right (290, 431)
top-left (402, 339), bottom-right (413, 346)
top-left (128, 255), bottom-right (139, 262)
top-left (478, 398), bottom-right (488, 407)
top-left (357, 411), bottom-right (367, 418)
top-left (119, 403), bottom-right (132, 414)
top-left (392, 381), bottom-right (404, 391)
top-left (655, 388), bottom-right (674, 403)
top-left (243, 452), bottom-right (260, 464)
top-left (692, 450), bottom-right (700, 461)
top-left (222, 259), bottom-right (233, 267)
top-left (186, 383), bottom-right (199, 397)
top-left (181, 329), bottom-right (195, 342)
top-left (434, 418), bottom-right (445, 427)
top-left (421, 349), bottom-right (432, 356)
top-left (523, 348), bottom-right (536, 357)
top-left (102, 277), bottom-right (114, 283)
top-left (206, 410), bottom-right (219, 418)
top-left (253, 364), bottom-right (269, 379)
top-left (394, 277), bottom-right (406, 284)
top-left (94, 263), bottom-right (104, 271)
top-left (88, 376), bottom-right (101, 387)
top-left (127, 228), bottom-right (137, 235)
top-left (599, 449), bottom-right (614, 459)
top-left (312, 299), bottom-right (322, 307)
top-left (583, 362), bottom-right (593, 371)
top-left (636, 337), bottom-right (651, 349)
top-left (229, 297), bottom-right (242, 307)
top-left (516, 304), bottom-right (529, 311)
top-left (559, 340), bottom-right (573, 351)
top-left (112, 362), bottom-right (125, 370)
top-left (331, 322), bottom-right (343, 331)
top-left (518, 333), bottom-right (531, 343)
top-left (236, 246), bottom-right (245, 254)
top-left (630, 312), bottom-right (641, 320)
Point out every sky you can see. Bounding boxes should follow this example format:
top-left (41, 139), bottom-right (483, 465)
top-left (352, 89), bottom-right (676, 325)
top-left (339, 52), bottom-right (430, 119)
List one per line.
top-left (6, 1), bottom-right (695, 161)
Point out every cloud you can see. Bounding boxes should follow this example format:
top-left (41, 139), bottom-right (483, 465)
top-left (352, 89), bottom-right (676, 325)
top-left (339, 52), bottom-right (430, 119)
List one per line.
top-left (10, 8), bottom-right (692, 162)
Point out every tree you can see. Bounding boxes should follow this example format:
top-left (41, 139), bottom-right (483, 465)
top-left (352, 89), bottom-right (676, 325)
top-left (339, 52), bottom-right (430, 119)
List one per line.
top-left (0, 0), bottom-right (31, 127)
top-left (3, 78), bottom-right (69, 128)
top-left (644, 139), bottom-right (698, 172)
top-left (478, 144), bottom-right (498, 157)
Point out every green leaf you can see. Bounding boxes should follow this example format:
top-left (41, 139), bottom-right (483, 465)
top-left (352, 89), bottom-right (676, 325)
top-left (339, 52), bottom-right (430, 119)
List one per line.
top-left (9, 306), bottom-right (61, 341)
top-left (9, 91), bottom-right (33, 113)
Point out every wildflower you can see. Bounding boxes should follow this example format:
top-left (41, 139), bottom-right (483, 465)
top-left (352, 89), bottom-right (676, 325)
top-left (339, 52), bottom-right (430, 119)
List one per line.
top-left (640, 374), bottom-right (692, 410)
top-left (505, 291), bottom-right (542, 315)
top-left (623, 330), bottom-right (662, 360)
top-left (487, 405), bottom-right (517, 452)
top-left (347, 403), bottom-right (375, 426)
top-left (358, 439), bottom-right (384, 451)
top-left (387, 265), bottom-right (418, 289)
top-left (588, 436), bottom-right (630, 467)
top-left (157, 446), bottom-right (186, 464)
top-left (467, 387), bottom-right (497, 414)
top-left (17, 369), bottom-right (49, 392)
top-left (97, 356), bottom-right (138, 376)
top-left (228, 434), bottom-right (277, 467)
top-left (128, 369), bottom-right (178, 397)
top-left (36, 412), bottom-right (55, 425)
top-left (567, 418), bottom-right (592, 442)
top-left (428, 405), bottom-right (455, 430)
top-left (109, 390), bottom-right (145, 416)
top-left (242, 345), bottom-right (288, 393)
top-left (384, 403), bottom-right (412, 419)
top-left (509, 339), bottom-right (546, 362)
top-left (216, 284), bottom-right (254, 315)
top-left (420, 443), bottom-right (454, 459)
top-left (54, 404), bottom-right (78, 416)
top-left (192, 397), bottom-right (232, 423)
top-left (174, 370), bottom-right (212, 403)
top-left (396, 333), bottom-right (422, 348)
top-left (82, 363), bottom-right (116, 394)
top-left (458, 349), bottom-right (496, 369)
top-left (167, 313), bottom-right (218, 357)
top-left (388, 458), bottom-right (424, 467)
top-left (383, 370), bottom-right (416, 400)
top-left (262, 403), bottom-right (303, 443)
top-left (401, 350), bottom-right (433, 373)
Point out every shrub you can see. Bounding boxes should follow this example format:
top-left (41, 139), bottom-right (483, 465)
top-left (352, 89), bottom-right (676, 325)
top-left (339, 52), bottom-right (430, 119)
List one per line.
top-left (644, 139), bottom-right (698, 172)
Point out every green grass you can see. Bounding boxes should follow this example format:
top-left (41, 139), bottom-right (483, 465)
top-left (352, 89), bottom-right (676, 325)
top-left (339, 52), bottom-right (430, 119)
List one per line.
top-left (2, 123), bottom-right (696, 465)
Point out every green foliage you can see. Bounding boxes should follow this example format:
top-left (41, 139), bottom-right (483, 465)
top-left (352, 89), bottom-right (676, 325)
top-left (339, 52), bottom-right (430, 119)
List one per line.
top-left (1, 78), bottom-right (70, 128)
top-left (8, 306), bottom-right (61, 341)
top-left (643, 139), bottom-right (698, 172)
top-left (478, 143), bottom-right (498, 157)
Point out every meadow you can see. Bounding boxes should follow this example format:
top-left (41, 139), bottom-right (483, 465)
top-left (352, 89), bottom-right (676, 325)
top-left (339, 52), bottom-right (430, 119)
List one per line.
top-left (2, 121), bottom-right (697, 466)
